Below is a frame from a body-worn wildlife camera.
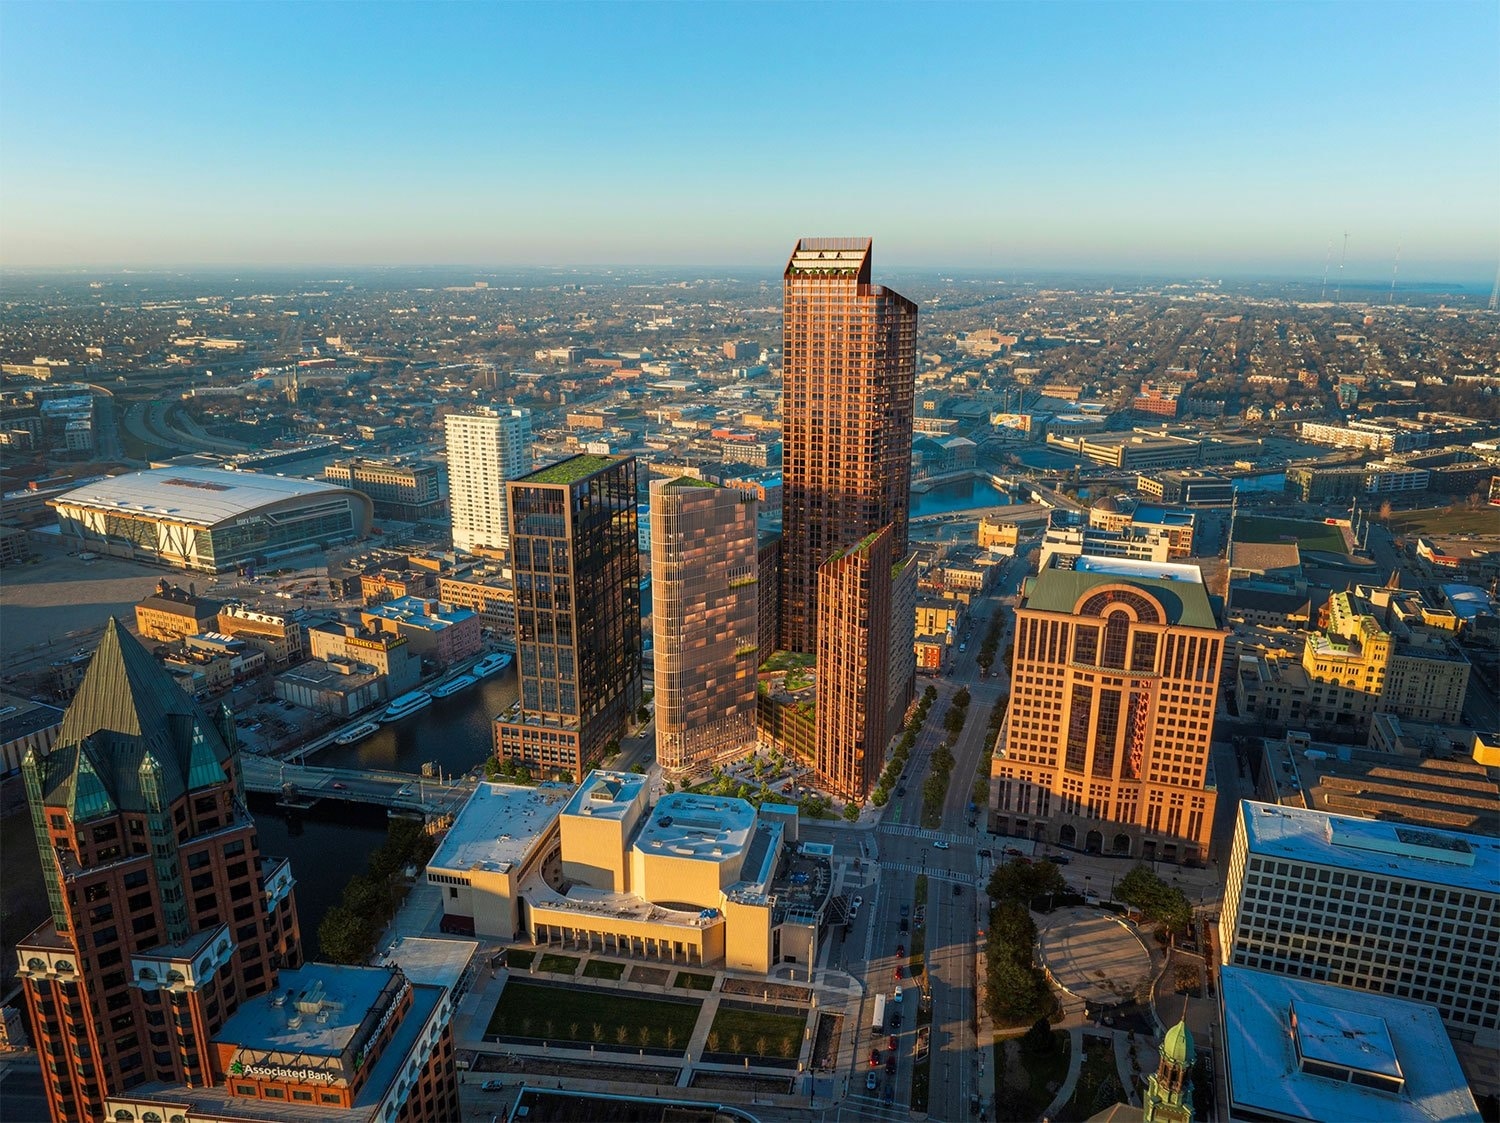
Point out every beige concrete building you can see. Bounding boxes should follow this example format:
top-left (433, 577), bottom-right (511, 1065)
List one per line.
top-left (649, 478), bottom-right (760, 775)
top-left (135, 582), bottom-right (223, 642)
top-left (428, 771), bottom-right (819, 974)
top-left (991, 555), bottom-right (1223, 864)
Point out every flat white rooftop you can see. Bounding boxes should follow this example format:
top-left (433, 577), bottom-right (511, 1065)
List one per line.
top-left (1070, 554), bottom-right (1205, 584)
top-left (218, 963), bottom-right (392, 1058)
top-left (633, 791), bottom-right (755, 864)
top-left (53, 466), bottom-right (351, 528)
top-left (372, 936), bottom-right (476, 991)
top-left (562, 770), bottom-right (648, 822)
top-left (1221, 966), bottom-right (1481, 1123)
top-left (427, 782), bottom-right (571, 875)
top-left (1240, 802), bottom-right (1500, 895)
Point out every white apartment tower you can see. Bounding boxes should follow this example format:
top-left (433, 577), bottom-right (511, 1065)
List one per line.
top-left (445, 406), bottom-right (531, 553)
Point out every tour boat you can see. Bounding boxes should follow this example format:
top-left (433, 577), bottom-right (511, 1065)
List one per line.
top-left (332, 721), bottom-right (380, 746)
top-left (381, 691), bottom-right (433, 722)
top-left (431, 674), bottom-right (477, 699)
top-left (471, 652), bottom-right (512, 679)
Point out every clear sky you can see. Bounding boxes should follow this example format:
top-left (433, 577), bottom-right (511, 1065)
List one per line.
top-left (2, 1), bottom-right (1495, 280)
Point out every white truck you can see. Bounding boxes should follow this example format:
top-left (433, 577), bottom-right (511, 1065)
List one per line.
top-left (872, 992), bottom-right (887, 1032)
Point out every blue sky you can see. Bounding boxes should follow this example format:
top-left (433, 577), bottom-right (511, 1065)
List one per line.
top-left (2, 1), bottom-right (1495, 279)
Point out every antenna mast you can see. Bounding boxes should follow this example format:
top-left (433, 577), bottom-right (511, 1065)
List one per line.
top-left (1320, 240), bottom-right (1333, 302)
top-left (1334, 231), bottom-right (1349, 304)
top-left (1388, 244), bottom-right (1401, 306)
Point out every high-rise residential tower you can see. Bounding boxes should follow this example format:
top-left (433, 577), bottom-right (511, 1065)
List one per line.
top-left (17, 620), bottom-right (303, 1123)
top-left (649, 477), bottom-right (760, 775)
top-left (495, 454), bottom-right (642, 780)
top-left (774, 238), bottom-right (916, 800)
top-left (989, 554), bottom-right (1224, 863)
top-left (815, 526), bottom-right (894, 801)
top-left (779, 238), bottom-right (916, 654)
top-left (445, 406), bottom-right (531, 554)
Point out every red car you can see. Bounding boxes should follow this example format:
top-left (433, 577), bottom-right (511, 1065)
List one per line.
top-left (888, 1035), bottom-right (898, 1051)
top-left (894, 966), bottom-right (903, 980)
top-left (869, 1049), bottom-right (880, 1067)
top-left (895, 944), bottom-right (905, 958)
top-left (332, 782), bottom-right (348, 790)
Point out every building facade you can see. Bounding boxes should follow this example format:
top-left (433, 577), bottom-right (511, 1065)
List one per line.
top-left (16, 621), bottom-right (303, 1123)
top-left (649, 478), bottom-right (760, 775)
top-left (990, 556), bottom-right (1223, 863)
top-left (778, 238), bottom-right (916, 654)
top-left (445, 406), bottom-right (532, 554)
top-left (323, 458), bottom-right (444, 523)
top-left (495, 455), bottom-right (642, 780)
top-left (135, 582), bottom-right (224, 642)
top-left (815, 527), bottom-right (894, 803)
top-left (1220, 802), bottom-right (1500, 1055)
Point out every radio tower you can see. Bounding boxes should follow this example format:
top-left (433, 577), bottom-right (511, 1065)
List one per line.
top-left (1388, 244), bottom-right (1401, 305)
top-left (1320, 239), bottom-right (1333, 301)
top-left (1334, 231), bottom-right (1349, 304)
top-left (1489, 263), bottom-right (1499, 312)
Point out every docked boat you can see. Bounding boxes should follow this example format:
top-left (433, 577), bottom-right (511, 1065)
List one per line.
top-left (471, 652), bottom-right (512, 679)
top-left (332, 721), bottom-right (380, 746)
top-left (381, 690), bottom-right (432, 723)
top-left (432, 674), bottom-right (477, 699)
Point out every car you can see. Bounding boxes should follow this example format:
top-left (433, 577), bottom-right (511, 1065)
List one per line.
top-left (895, 944), bottom-right (905, 958)
top-left (869, 1049), bottom-right (880, 1067)
top-left (891, 1011), bottom-right (902, 1029)
top-left (896, 786), bottom-right (906, 796)
top-left (866, 1072), bottom-right (878, 1092)
top-left (933, 840), bottom-right (951, 850)
top-left (894, 965), bottom-right (902, 980)
top-left (898, 918), bottom-right (908, 932)
top-left (851, 895), bottom-right (864, 912)
top-left (978, 848), bottom-right (992, 857)
top-left (886, 1056), bottom-right (897, 1074)
top-left (953, 883), bottom-right (963, 896)
top-left (883, 1086), bottom-right (894, 1105)
top-left (959, 643), bottom-right (967, 652)
top-left (1050, 855), bottom-right (1071, 865)
top-left (900, 905), bottom-right (910, 919)
top-left (481, 1080), bottom-right (503, 1091)
top-left (888, 1035), bottom-right (898, 1051)
top-left (332, 782), bottom-right (348, 790)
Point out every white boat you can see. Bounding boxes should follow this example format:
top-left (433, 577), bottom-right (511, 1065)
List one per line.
top-left (332, 721), bottom-right (380, 746)
top-left (471, 652), bottom-right (512, 679)
top-left (432, 674), bottom-right (477, 699)
top-left (381, 691), bottom-right (433, 723)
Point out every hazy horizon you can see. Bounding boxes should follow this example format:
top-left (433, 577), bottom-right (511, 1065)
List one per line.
top-left (3, 2), bottom-right (1495, 281)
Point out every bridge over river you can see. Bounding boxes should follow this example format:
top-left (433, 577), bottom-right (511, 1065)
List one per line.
top-left (240, 754), bottom-right (475, 819)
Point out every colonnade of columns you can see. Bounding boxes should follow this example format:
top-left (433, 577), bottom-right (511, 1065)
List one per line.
top-left (531, 922), bottom-right (703, 965)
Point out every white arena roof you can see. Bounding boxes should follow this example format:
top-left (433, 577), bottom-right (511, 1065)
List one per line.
top-left (51, 466), bottom-right (358, 528)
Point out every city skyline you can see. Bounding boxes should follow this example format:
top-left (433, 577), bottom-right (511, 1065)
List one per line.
top-left (1, 2), bottom-right (1496, 280)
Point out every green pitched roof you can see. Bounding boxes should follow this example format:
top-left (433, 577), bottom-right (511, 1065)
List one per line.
top-left (41, 619), bottom-right (231, 818)
top-left (1161, 1018), bottom-right (1196, 1065)
top-left (1024, 563), bottom-right (1217, 629)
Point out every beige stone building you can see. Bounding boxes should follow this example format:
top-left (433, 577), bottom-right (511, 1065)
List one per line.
top-left (991, 555), bottom-right (1223, 864)
top-left (428, 771), bottom-right (817, 974)
top-left (649, 478), bottom-right (760, 775)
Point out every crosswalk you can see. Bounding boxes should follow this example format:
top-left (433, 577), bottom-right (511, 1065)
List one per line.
top-left (878, 823), bottom-right (956, 842)
top-left (876, 861), bottom-right (974, 884)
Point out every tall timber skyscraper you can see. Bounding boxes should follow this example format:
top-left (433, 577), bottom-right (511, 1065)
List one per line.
top-left (445, 405), bottom-right (532, 554)
top-left (777, 238), bottom-right (917, 799)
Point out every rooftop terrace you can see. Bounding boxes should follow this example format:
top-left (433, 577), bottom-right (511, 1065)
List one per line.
top-left (518, 453), bottom-right (622, 486)
top-left (633, 791), bottom-right (756, 864)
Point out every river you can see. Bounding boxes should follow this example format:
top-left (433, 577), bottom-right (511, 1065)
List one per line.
top-left (910, 476), bottom-right (1014, 517)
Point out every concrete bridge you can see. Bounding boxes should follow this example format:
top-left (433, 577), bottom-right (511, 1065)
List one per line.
top-left (240, 754), bottom-right (475, 819)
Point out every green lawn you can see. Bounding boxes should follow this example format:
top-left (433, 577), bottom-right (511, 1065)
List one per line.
top-left (707, 1006), bottom-right (807, 1060)
top-left (1387, 506), bottom-right (1500, 538)
top-left (1233, 515), bottom-right (1348, 555)
top-left (486, 980), bottom-right (701, 1051)
top-left (674, 971), bottom-right (716, 991)
top-left (504, 949), bottom-right (535, 969)
top-left (537, 954), bottom-right (580, 975)
top-left (993, 1031), bottom-right (1072, 1121)
top-left (582, 959), bottom-right (625, 980)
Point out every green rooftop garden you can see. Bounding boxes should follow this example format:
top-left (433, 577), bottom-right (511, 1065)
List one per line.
top-left (521, 454), bottom-right (620, 485)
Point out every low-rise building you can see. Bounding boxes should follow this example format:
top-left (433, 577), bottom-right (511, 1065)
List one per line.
top-left (0, 693), bottom-right (63, 777)
top-left (323, 457), bottom-right (445, 523)
top-left (1136, 470), bottom-right (1234, 506)
top-left (215, 603), bottom-right (305, 667)
top-left (437, 565), bottom-right (515, 635)
top-left (308, 623), bottom-right (420, 696)
top-left (135, 581), bottom-right (224, 642)
top-left (1218, 965), bottom-right (1482, 1123)
top-left (1221, 802), bottom-right (1500, 1060)
top-left (359, 596), bottom-right (481, 667)
top-left (431, 772), bottom-right (822, 974)
top-left (274, 658), bottom-right (385, 717)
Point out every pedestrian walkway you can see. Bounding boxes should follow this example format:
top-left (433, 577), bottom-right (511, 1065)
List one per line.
top-left (878, 823), bottom-right (952, 841)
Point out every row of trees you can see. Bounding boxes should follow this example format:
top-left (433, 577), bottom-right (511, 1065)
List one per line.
top-left (319, 817), bottom-right (439, 964)
top-left (870, 684), bottom-right (939, 808)
top-left (920, 687), bottom-right (970, 827)
top-left (976, 615), bottom-right (1004, 676)
top-left (984, 859), bottom-right (1065, 1025)
top-left (972, 694), bottom-right (1009, 807)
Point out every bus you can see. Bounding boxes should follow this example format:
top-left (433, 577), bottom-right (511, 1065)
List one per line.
top-left (872, 993), bottom-right (887, 1032)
